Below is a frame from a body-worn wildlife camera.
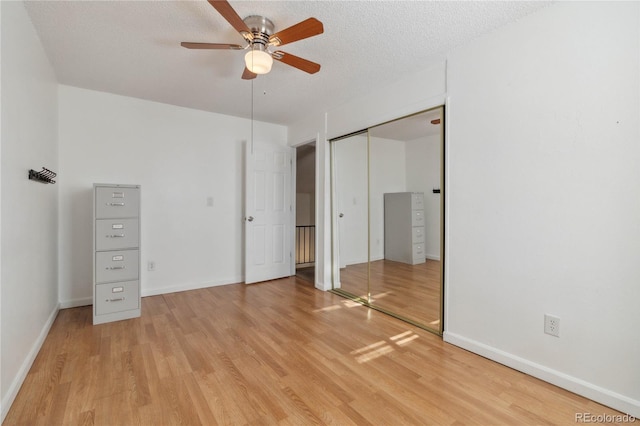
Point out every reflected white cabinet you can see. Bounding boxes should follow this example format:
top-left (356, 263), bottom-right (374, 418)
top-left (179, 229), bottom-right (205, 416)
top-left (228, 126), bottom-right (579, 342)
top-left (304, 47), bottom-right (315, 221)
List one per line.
top-left (93, 184), bottom-right (141, 325)
top-left (384, 192), bottom-right (426, 265)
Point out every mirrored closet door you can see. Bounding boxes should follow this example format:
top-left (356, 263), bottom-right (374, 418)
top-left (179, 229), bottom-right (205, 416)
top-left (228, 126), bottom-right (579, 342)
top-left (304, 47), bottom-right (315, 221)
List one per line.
top-left (331, 107), bottom-right (444, 334)
top-left (332, 131), bottom-right (370, 300)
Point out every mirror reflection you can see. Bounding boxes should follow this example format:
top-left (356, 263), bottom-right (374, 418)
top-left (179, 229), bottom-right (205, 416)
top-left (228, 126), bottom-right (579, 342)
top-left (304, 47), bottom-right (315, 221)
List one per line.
top-left (331, 108), bottom-right (444, 333)
top-left (332, 132), bottom-right (370, 299)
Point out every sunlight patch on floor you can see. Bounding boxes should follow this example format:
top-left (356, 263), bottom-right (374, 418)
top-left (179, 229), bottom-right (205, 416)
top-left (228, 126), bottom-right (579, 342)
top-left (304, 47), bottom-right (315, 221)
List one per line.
top-left (351, 330), bottom-right (421, 363)
top-left (390, 330), bottom-right (413, 340)
top-left (390, 330), bottom-right (420, 346)
top-left (395, 334), bottom-right (419, 346)
top-left (313, 305), bottom-right (342, 313)
top-left (341, 299), bottom-right (364, 308)
top-left (351, 340), bottom-right (387, 355)
top-left (351, 341), bottom-right (394, 363)
top-left (369, 291), bottom-right (392, 302)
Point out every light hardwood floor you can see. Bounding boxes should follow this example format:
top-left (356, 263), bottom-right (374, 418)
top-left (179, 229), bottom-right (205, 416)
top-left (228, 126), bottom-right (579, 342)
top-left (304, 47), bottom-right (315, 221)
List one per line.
top-left (339, 259), bottom-right (441, 329)
top-left (4, 277), bottom-right (630, 425)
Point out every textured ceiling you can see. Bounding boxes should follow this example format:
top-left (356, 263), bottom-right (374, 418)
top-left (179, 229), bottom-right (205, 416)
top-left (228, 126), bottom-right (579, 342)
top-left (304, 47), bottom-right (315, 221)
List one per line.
top-left (24, 1), bottom-right (551, 126)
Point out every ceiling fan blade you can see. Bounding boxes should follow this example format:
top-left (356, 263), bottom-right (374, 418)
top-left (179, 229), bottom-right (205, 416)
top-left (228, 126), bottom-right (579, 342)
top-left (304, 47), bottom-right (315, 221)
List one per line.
top-left (242, 67), bottom-right (257, 80)
top-left (207, 0), bottom-right (252, 41)
top-left (269, 18), bottom-right (323, 47)
top-left (273, 51), bottom-right (321, 74)
top-left (181, 42), bottom-right (244, 50)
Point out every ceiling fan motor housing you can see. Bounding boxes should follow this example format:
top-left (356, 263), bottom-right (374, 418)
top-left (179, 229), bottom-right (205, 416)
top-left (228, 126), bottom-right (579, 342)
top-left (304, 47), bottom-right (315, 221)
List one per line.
top-left (244, 15), bottom-right (274, 49)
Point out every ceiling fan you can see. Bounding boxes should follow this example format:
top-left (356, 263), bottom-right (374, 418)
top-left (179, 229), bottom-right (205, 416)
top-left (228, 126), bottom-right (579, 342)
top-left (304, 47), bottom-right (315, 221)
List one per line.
top-left (181, 0), bottom-right (324, 80)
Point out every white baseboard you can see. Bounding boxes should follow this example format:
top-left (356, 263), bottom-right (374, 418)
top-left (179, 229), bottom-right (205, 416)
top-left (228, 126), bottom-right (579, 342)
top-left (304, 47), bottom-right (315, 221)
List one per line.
top-left (59, 296), bottom-right (92, 309)
top-left (425, 254), bottom-right (441, 261)
top-left (1, 303), bottom-right (60, 423)
top-left (443, 332), bottom-right (640, 418)
top-left (141, 276), bottom-right (244, 297)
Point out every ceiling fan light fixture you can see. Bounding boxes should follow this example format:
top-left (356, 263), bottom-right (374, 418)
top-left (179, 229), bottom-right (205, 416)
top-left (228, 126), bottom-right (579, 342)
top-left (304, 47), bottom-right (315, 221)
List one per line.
top-left (180, 3), bottom-right (323, 79)
top-left (245, 48), bottom-right (273, 74)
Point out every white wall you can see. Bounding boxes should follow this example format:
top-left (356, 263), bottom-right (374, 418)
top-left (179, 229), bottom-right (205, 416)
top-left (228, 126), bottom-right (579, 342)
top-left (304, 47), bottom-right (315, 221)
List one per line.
top-left (58, 86), bottom-right (287, 305)
top-left (444, 2), bottom-right (640, 416)
top-left (406, 134), bottom-right (441, 260)
top-left (289, 1), bottom-right (640, 417)
top-left (1, 1), bottom-right (59, 419)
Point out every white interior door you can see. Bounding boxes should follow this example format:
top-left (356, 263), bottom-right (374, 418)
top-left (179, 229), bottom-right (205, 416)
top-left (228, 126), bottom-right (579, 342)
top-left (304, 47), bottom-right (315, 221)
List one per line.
top-left (245, 140), bottom-right (294, 284)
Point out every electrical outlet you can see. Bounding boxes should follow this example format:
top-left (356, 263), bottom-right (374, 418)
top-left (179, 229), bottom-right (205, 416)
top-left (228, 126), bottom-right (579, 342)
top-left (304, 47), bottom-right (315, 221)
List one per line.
top-left (544, 314), bottom-right (560, 337)
top-left (147, 261), bottom-right (156, 271)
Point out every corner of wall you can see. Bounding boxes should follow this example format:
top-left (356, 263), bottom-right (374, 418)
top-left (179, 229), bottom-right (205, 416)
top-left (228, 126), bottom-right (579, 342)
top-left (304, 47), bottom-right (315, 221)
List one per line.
top-left (1, 303), bottom-right (59, 423)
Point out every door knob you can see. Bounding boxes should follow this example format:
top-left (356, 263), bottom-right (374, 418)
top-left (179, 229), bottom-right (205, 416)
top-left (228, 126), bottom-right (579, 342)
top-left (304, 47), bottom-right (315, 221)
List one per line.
top-left (247, 216), bottom-right (254, 222)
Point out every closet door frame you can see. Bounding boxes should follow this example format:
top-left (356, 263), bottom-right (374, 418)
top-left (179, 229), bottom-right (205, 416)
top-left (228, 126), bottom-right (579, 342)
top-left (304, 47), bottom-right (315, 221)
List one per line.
top-left (329, 106), bottom-right (445, 335)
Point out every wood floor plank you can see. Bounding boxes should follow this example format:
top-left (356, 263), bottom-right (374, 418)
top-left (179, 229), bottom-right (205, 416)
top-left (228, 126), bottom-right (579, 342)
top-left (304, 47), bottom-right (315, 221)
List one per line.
top-left (4, 277), bottom-right (633, 425)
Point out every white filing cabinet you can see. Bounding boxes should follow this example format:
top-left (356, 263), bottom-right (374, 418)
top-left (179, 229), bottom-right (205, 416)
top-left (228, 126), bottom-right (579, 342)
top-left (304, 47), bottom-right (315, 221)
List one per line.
top-left (384, 192), bottom-right (426, 265)
top-left (93, 184), bottom-right (141, 325)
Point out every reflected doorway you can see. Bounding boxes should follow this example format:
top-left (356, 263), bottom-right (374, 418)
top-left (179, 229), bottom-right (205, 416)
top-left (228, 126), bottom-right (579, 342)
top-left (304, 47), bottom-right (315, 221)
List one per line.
top-left (295, 142), bottom-right (316, 285)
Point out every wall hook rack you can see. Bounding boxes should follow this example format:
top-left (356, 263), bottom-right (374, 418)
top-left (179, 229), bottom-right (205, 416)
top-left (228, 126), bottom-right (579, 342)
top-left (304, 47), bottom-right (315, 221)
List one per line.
top-left (28, 167), bottom-right (57, 184)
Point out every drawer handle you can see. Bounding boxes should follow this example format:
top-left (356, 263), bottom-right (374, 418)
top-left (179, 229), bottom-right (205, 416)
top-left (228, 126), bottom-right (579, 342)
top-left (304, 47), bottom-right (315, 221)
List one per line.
top-left (106, 297), bottom-right (125, 302)
top-left (106, 202), bottom-right (125, 206)
top-left (106, 266), bottom-right (126, 270)
top-left (106, 234), bottom-right (125, 238)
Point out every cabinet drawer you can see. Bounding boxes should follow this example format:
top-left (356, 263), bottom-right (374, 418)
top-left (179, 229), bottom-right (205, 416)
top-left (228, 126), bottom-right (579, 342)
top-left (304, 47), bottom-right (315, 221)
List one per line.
top-left (412, 226), bottom-right (425, 243)
top-left (96, 250), bottom-right (139, 283)
top-left (95, 280), bottom-right (139, 316)
top-left (411, 210), bottom-right (425, 227)
top-left (95, 219), bottom-right (139, 251)
top-left (411, 193), bottom-right (424, 210)
top-left (95, 186), bottom-right (139, 219)
top-left (412, 244), bottom-right (425, 263)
